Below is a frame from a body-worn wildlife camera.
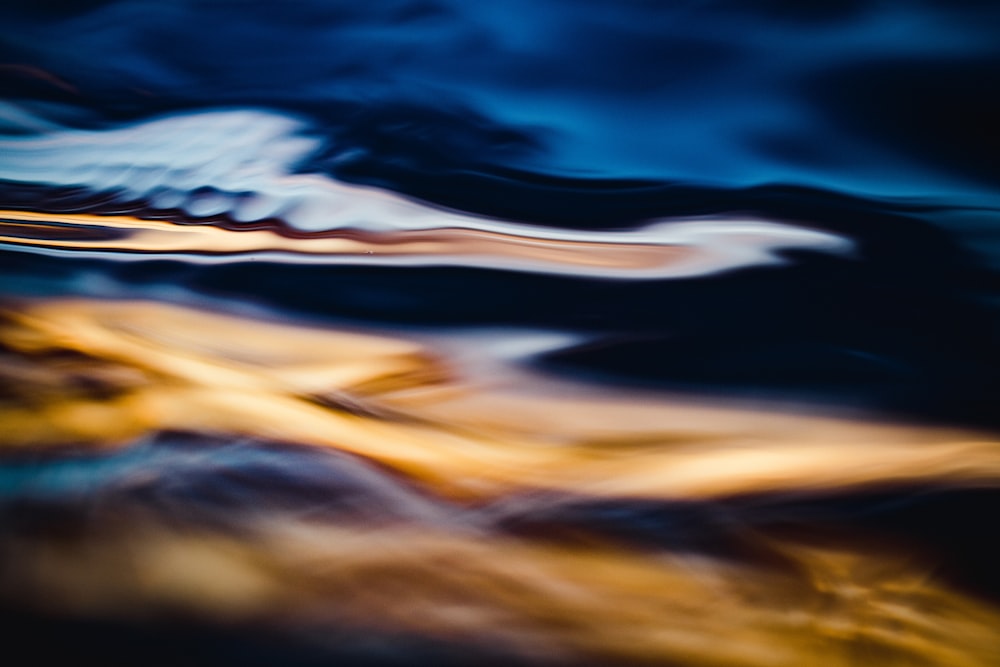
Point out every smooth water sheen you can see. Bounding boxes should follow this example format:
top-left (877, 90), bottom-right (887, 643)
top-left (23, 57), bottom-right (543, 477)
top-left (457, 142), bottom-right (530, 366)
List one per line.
top-left (2, 2), bottom-right (1000, 666)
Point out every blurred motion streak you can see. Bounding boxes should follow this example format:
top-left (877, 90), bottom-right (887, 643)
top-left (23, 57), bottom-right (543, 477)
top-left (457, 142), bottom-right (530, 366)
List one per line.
top-left (4, 518), bottom-right (1000, 667)
top-left (2, 297), bottom-right (1000, 664)
top-left (3, 298), bottom-right (1000, 500)
top-left (0, 207), bottom-right (850, 279)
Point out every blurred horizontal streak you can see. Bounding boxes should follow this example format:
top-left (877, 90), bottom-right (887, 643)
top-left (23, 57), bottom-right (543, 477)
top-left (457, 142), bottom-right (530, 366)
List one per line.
top-left (0, 209), bottom-right (684, 276)
top-left (0, 209), bottom-right (847, 279)
top-left (2, 512), bottom-right (999, 667)
top-left (2, 297), bottom-right (999, 502)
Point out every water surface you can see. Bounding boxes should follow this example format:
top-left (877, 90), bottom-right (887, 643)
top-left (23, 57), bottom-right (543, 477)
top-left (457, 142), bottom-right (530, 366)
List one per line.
top-left (2, 2), bottom-right (1000, 665)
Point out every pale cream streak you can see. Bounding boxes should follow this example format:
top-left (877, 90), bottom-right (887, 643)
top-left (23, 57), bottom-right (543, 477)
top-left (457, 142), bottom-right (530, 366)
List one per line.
top-left (0, 209), bottom-right (848, 277)
top-left (0, 210), bottom-right (685, 274)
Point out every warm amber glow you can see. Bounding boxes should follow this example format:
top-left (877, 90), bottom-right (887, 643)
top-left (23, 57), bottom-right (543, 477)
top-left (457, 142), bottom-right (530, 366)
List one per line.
top-left (3, 297), bottom-right (1000, 665)
top-left (4, 515), bottom-right (1000, 666)
top-left (3, 297), bottom-right (1000, 500)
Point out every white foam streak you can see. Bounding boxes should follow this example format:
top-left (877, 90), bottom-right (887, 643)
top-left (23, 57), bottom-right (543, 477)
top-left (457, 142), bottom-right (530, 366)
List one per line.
top-left (0, 108), bottom-right (853, 277)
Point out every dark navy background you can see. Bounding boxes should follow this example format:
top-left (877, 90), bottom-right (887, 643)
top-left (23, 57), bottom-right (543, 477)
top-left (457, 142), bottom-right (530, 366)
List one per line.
top-left (2, 0), bottom-right (1000, 425)
top-left (3, 1), bottom-right (1000, 197)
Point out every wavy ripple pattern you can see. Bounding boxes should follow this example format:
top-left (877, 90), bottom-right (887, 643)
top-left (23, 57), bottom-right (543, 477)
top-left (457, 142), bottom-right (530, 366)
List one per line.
top-left (2, 2), bottom-right (1000, 666)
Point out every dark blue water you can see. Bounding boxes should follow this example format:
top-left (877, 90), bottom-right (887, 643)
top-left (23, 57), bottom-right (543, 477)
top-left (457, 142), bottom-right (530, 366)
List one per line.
top-left (4, 0), bottom-right (1000, 424)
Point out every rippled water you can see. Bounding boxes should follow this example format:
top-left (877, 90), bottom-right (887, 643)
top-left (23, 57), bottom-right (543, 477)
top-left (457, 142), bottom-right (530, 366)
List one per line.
top-left (2, 2), bottom-right (1000, 665)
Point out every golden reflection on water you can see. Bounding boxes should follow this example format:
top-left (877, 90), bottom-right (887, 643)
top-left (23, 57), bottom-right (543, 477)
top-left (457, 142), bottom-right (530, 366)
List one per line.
top-left (3, 297), bottom-right (1000, 499)
top-left (0, 209), bottom-right (685, 275)
top-left (7, 519), bottom-right (1000, 667)
top-left (2, 297), bottom-right (1000, 665)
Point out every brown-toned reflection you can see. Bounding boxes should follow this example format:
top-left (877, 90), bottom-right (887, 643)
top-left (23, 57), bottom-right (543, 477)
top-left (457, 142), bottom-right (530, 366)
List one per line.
top-left (3, 515), bottom-right (1000, 667)
top-left (3, 298), bottom-right (1000, 666)
top-left (0, 210), bottom-right (682, 275)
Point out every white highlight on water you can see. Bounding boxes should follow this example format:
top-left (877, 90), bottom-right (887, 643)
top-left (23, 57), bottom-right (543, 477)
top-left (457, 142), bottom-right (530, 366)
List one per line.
top-left (0, 108), bottom-right (853, 278)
